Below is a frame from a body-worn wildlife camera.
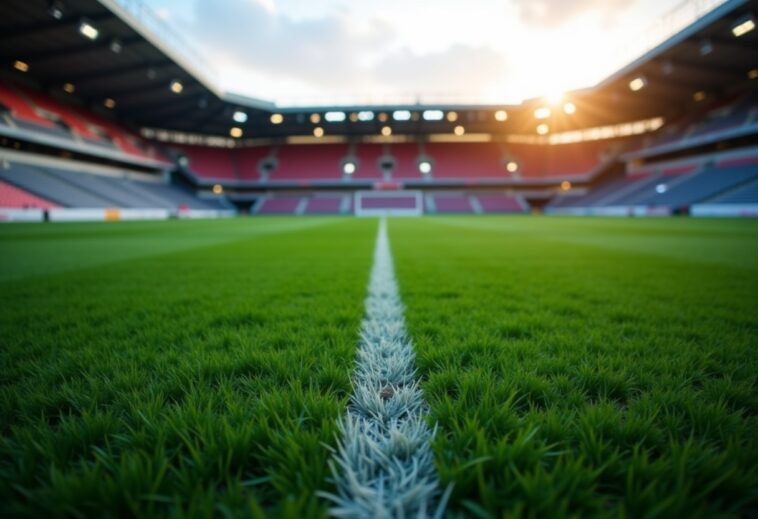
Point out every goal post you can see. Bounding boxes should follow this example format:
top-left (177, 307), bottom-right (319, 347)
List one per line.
top-left (354, 190), bottom-right (424, 217)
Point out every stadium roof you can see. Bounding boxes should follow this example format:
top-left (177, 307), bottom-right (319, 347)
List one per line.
top-left (1, 0), bottom-right (756, 140)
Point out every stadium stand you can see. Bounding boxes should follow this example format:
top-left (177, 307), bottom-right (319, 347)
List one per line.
top-left (425, 143), bottom-right (506, 179)
top-left (270, 144), bottom-right (346, 181)
top-left (475, 193), bottom-right (526, 213)
top-left (432, 194), bottom-right (474, 213)
top-left (353, 144), bottom-right (386, 180)
top-left (236, 146), bottom-right (273, 180)
top-left (256, 197), bottom-right (304, 214)
top-left (0, 180), bottom-right (57, 209)
top-left (389, 143), bottom-right (423, 179)
top-left (304, 195), bottom-right (345, 214)
top-left (176, 144), bottom-right (238, 180)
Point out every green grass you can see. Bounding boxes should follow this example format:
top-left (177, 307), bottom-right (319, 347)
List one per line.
top-left (0, 217), bottom-right (376, 517)
top-left (1, 216), bottom-right (757, 518)
top-left (391, 216), bottom-right (758, 518)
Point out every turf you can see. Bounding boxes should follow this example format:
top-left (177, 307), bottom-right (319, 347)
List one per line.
top-left (0, 217), bottom-right (376, 517)
top-left (391, 216), bottom-right (758, 518)
top-left (1, 216), bottom-right (757, 518)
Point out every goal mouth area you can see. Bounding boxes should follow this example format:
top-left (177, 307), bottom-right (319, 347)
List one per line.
top-left (354, 190), bottom-right (424, 217)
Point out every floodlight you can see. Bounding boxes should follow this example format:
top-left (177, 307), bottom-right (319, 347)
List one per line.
top-left (378, 113), bottom-right (389, 122)
top-left (310, 113), bottom-right (321, 124)
top-left (629, 76), bottom-right (647, 91)
top-left (170, 80), bottom-right (183, 94)
top-left (494, 110), bottom-right (508, 122)
top-left (699, 39), bottom-right (713, 56)
top-left (506, 161), bottom-right (519, 173)
top-left (418, 161), bottom-right (432, 174)
top-left (749, 69), bottom-right (758, 79)
top-left (357, 111), bottom-right (374, 121)
top-left (269, 113), bottom-right (283, 124)
top-left (422, 110), bottom-right (444, 121)
top-left (313, 127), bottom-right (324, 137)
top-left (693, 91), bottom-right (706, 102)
top-left (233, 111), bottom-right (248, 123)
top-left (537, 123), bottom-right (549, 135)
top-left (381, 126), bottom-right (392, 136)
top-left (230, 127), bottom-right (243, 138)
top-left (655, 183), bottom-right (667, 194)
top-left (79, 20), bottom-right (99, 40)
top-left (563, 102), bottom-right (576, 114)
top-left (454, 125), bottom-right (465, 136)
top-left (343, 162), bottom-right (356, 175)
top-left (104, 98), bottom-right (116, 108)
top-left (63, 83), bottom-right (75, 93)
top-left (732, 14), bottom-right (755, 37)
top-left (213, 184), bottom-right (223, 194)
top-left (325, 111), bottom-right (346, 122)
top-left (446, 111), bottom-right (458, 122)
top-left (13, 60), bottom-right (29, 73)
top-left (561, 180), bottom-right (572, 191)
top-left (393, 110), bottom-right (411, 121)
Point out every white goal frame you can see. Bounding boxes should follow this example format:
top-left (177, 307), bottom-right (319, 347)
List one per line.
top-left (354, 190), bottom-right (424, 217)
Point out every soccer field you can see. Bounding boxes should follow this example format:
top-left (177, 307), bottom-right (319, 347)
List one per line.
top-left (1, 216), bottom-right (757, 517)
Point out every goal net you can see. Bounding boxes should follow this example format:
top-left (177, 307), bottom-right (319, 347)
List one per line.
top-left (354, 190), bottom-right (424, 217)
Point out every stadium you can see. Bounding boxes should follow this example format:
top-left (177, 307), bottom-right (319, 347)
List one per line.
top-left (0, 0), bottom-right (757, 516)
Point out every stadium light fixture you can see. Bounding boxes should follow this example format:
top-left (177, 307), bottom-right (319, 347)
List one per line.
top-left (454, 125), bottom-right (465, 136)
top-left (325, 111), bottom-right (346, 122)
top-left (63, 83), bottom-right (75, 94)
top-left (78, 20), bottom-right (99, 40)
top-left (378, 113), bottom-right (389, 123)
top-left (656, 183), bottom-right (667, 194)
top-left (48, 1), bottom-right (64, 20)
top-left (349, 112), bottom-right (359, 122)
top-left (418, 161), bottom-right (432, 175)
top-left (313, 127), bottom-right (324, 137)
top-left (748, 68), bottom-right (758, 79)
top-left (269, 113), bottom-right (283, 124)
top-left (393, 110), bottom-right (411, 121)
top-left (343, 161), bottom-right (356, 175)
top-left (230, 127), bottom-right (243, 138)
top-left (506, 161), bottom-right (519, 173)
top-left (563, 102), bottom-right (576, 114)
top-left (170, 80), bottom-right (183, 94)
top-left (537, 123), bottom-right (549, 135)
top-left (494, 110), bottom-right (508, 122)
top-left (535, 107), bottom-right (551, 119)
top-left (310, 113), bottom-right (321, 124)
top-left (233, 111), bottom-right (248, 123)
top-left (357, 111), bottom-right (374, 121)
top-left (381, 126), bottom-right (392, 137)
top-left (13, 60), bottom-right (29, 73)
top-left (629, 76), bottom-right (647, 91)
top-left (693, 91), bottom-right (707, 102)
top-left (732, 14), bottom-right (755, 37)
top-left (103, 98), bottom-right (116, 109)
top-left (146, 68), bottom-right (157, 80)
top-left (212, 184), bottom-right (223, 194)
top-left (110, 39), bottom-right (123, 54)
top-left (422, 110), bottom-right (444, 121)
top-left (446, 111), bottom-right (458, 122)
top-left (561, 180), bottom-right (572, 191)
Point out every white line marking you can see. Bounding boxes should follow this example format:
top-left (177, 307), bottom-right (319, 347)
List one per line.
top-left (320, 218), bottom-right (450, 518)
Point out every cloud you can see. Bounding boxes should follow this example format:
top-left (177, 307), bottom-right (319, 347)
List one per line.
top-left (188, 0), bottom-right (509, 101)
top-left (512, 0), bottom-right (635, 27)
top-left (372, 45), bottom-right (509, 99)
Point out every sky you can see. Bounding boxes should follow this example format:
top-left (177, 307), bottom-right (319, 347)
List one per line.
top-left (141, 0), bottom-right (691, 107)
